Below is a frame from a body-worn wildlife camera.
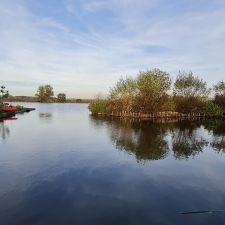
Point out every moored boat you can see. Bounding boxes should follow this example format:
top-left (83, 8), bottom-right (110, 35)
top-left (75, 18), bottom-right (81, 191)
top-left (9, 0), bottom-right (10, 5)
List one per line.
top-left (16, 107), bottom-right (36, 114)
top-left (0, 110), bottom-right (15, 119)
top-left (0, 102), bottom-right (35, 117)
top-left (0, 107), bottom-right (17, 112)
top-left (0, 103), bottom-right (17, 119)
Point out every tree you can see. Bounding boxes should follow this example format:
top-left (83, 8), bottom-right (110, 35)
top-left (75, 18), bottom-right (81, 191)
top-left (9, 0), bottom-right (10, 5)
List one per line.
top-left (174, 71), bottom-right (209, 97)
top-left (0, 86), bottom-right (9, 99)
top-left (173, 72), bottom-right (209, 113)
top-left (57, 93), bottom-right (66, 103)
top-left (109, 77), bottom-right (138, 112)
top-left (214, 81), bottom-right (225, 96)
top-left (136, 69), bottom-right (172, 112)
top-left (214, 81), bottom-right (225, 109)
top-left (35, 85), bottom-right (54, 102)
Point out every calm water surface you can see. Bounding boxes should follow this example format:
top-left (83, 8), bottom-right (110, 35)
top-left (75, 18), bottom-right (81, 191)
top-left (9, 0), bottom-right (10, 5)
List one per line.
top-left (1, 103), bottom-right (225, 225)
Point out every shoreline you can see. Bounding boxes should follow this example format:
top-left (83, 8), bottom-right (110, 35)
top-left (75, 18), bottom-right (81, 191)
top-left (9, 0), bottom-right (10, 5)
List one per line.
top-left (2, 100), bottom-right (90, 104)
top-left (93, 111), bottom-right (225, 120)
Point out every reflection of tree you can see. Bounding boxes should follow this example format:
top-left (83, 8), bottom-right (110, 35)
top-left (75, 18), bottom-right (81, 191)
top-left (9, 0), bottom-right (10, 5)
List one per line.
top-left (204, 120), bottom-right (225, 153)
top-left (171, 121), bottom-right (208, 159)
top-left (39, 113), bottom-right (53, 123)
top-left (111, 120), bottom-right (170, 161)
top-left (90, 116), bottom-right (225, 161)
top-left (90, 116), bottom-right (170, 162)
top-left (0, 121), bottom-right (10, 140)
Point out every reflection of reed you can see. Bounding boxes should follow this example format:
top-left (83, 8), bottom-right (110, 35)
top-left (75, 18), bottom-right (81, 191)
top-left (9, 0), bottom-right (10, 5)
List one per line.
top-left (0, 121), bottom-right (10, 140)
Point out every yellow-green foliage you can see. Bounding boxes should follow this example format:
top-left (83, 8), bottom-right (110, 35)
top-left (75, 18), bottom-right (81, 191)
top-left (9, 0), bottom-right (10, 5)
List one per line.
top-left (136, 69), bottom-right (171, 112)
top-left (88, 98), bottom-right (108, 114)
top-left (109, 77), bottom-right (137, 112)
top-left (203, 101), bottom-right (223, 116)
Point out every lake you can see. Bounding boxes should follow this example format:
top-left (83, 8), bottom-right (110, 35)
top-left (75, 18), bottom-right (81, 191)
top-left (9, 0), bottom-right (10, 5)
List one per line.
top-left (0, 103), bottom-right (225, 225)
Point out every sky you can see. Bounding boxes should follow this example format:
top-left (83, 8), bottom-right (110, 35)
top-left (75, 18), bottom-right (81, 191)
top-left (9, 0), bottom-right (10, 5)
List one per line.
top-left (0, 0), bottom-right (225, 98)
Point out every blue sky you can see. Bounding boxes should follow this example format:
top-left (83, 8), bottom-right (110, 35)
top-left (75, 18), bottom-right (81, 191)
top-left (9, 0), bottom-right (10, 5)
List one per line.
top-left (0, 0), bottom-right (225, 98)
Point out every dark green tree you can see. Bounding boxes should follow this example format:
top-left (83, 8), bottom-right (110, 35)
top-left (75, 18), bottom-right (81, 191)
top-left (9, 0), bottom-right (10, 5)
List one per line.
top-left (57, 93), bottom-right (66, 103)
top-left (35, 85), bottom-right (54, 102)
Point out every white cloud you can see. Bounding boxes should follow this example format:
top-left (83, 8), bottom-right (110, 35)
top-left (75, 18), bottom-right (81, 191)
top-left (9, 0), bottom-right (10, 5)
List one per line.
top-left (0, 0), bottom-right (225, 97)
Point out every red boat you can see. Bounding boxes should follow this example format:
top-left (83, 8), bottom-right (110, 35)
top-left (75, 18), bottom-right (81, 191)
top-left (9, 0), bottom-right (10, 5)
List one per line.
top-left (0, 107), bottom-right (17, 112)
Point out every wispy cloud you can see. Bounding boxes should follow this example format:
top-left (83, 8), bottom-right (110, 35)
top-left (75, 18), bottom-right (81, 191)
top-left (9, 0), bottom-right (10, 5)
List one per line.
top-left (0, 0), bottom-right (225, 97)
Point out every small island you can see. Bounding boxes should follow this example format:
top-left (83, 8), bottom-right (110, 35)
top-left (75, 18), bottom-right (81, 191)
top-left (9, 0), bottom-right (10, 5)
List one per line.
top-left (0, 86), bottom-right (35, 119)
top-left (89, 69), bottom-right (225, 119)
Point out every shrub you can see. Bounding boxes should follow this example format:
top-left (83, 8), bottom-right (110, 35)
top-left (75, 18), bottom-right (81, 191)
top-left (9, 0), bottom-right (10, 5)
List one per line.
top-left (203, 101), bottom-right (223, 116)
top-left (88, 98), bottom-right (108, 114)
top-left (174, 96), bottom-right (205, 113)
top-left (214, 95), bottom-right (225, 109)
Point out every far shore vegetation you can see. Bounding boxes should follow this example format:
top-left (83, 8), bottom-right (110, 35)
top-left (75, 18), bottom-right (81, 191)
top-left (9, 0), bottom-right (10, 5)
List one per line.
top-left (89, 69), bottom-right (225, 118)
top-left (0, 84), bottom-right (91, 104)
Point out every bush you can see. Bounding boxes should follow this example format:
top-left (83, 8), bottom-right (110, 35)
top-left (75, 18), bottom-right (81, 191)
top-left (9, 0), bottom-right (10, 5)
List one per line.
top-left (214, 95), bottom-right (225, 109)
top-left (88, 99), bottom-right (108, 114)
top-left (203, 101), bottom-right (223, 116)
top-left (163, 96), bottom-right (176, 111)
top-left (174, 96), bottom-right (205, 113)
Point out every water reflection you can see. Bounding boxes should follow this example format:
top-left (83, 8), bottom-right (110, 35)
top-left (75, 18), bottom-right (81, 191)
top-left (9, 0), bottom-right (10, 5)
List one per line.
top-left (1, 105), bottom-right (225, 225)
top-left (204, 120), bottom-right (225, 153)
top-left (110, 119), bottom-right (169, 161)
top-left (39, 112), bottom-right (53, 123)
top-left (90, 116), bottom-right (225, 161)
top-left (0, 120), bottom-right (10, 140)
top-left (90, 117), bottom-right (171, 161)
top-left (170, 121), bottom-right (208, 160)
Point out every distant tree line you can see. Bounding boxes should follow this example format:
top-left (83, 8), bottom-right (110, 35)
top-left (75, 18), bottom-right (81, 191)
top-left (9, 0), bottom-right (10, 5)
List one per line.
top-left (34, 85), bottom-right (90, 103)
top-left (35, 85), bottom-right (67, 103)
top-left (89, 69), bottom-right (225, 116)
top-left (0, 84), bottom-right (91, 103)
